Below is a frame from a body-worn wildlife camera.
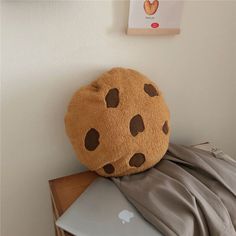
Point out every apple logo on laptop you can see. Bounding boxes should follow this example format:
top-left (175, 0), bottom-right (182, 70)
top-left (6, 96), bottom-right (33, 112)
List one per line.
top-left (118, 210), bottom-right (134, 224)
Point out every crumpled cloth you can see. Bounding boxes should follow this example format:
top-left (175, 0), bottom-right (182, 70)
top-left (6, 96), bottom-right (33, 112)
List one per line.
top-left (112, 144), bottom-right (236, 236)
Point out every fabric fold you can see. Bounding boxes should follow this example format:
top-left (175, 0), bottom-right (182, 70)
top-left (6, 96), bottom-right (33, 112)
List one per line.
top-left (112, 144), bottom-right (236, 236)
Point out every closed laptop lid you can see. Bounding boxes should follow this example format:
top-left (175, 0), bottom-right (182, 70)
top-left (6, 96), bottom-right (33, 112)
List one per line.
top-left (56, 177), bottom-right (161, 236)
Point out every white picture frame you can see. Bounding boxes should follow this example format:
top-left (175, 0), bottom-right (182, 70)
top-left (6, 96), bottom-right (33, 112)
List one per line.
top-left (127, 0), bottom-right (184, 35)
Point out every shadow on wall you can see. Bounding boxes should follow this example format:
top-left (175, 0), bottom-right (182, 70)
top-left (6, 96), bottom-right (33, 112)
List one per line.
top-left (107, 0), bottom-right (129, 35)
top-left (2, 65), bottom-right (108, 180)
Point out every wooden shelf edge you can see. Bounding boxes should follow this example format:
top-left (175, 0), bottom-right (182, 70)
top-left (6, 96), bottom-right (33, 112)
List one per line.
top-left (127, 28), bottom-right (180, 36)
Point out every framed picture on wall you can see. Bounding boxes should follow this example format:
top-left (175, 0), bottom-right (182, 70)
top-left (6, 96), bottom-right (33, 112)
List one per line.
top-left (127, 0), bottom-right (184, 35)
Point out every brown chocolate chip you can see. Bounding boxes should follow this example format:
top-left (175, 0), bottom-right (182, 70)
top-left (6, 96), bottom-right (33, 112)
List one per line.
top-left (144, 84), bottom-right (158, 97)
top-left (129, 153), bottom-right (145, 167)
top-left (130, 114), bottom-right (145, 137)
top-left (162, 121), bottom-right (169, 134)
top-left (84, 128), bottom-right (100, 151)
top-left (103, 164), bottom-right (115, 174)
top-left (105, 88), bottom-right (119, 108)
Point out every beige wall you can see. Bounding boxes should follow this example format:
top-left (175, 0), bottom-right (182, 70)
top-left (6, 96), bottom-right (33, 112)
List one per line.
top-left (1, 1), bottom-right (236, 236)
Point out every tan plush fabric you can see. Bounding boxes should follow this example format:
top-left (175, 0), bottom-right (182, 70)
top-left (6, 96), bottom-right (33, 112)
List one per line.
top-left (65, 68), bottom-right (170, 177)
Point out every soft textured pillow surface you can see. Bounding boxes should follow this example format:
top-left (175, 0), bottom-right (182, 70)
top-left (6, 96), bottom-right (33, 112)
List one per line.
top-left (65, 68), bottom-right (170, 177)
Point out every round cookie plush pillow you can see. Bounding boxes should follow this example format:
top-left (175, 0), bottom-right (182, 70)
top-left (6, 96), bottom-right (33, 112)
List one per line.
top-left (65, 68), bottom-right (170, 177)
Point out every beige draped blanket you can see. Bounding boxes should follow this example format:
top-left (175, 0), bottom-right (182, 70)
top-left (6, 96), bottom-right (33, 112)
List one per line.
top-left (112, 144), bottom-right (236, 236)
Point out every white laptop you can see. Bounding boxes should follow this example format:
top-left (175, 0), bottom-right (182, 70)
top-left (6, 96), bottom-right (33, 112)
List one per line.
top-left (56, 177), bottom-right (162, 236)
